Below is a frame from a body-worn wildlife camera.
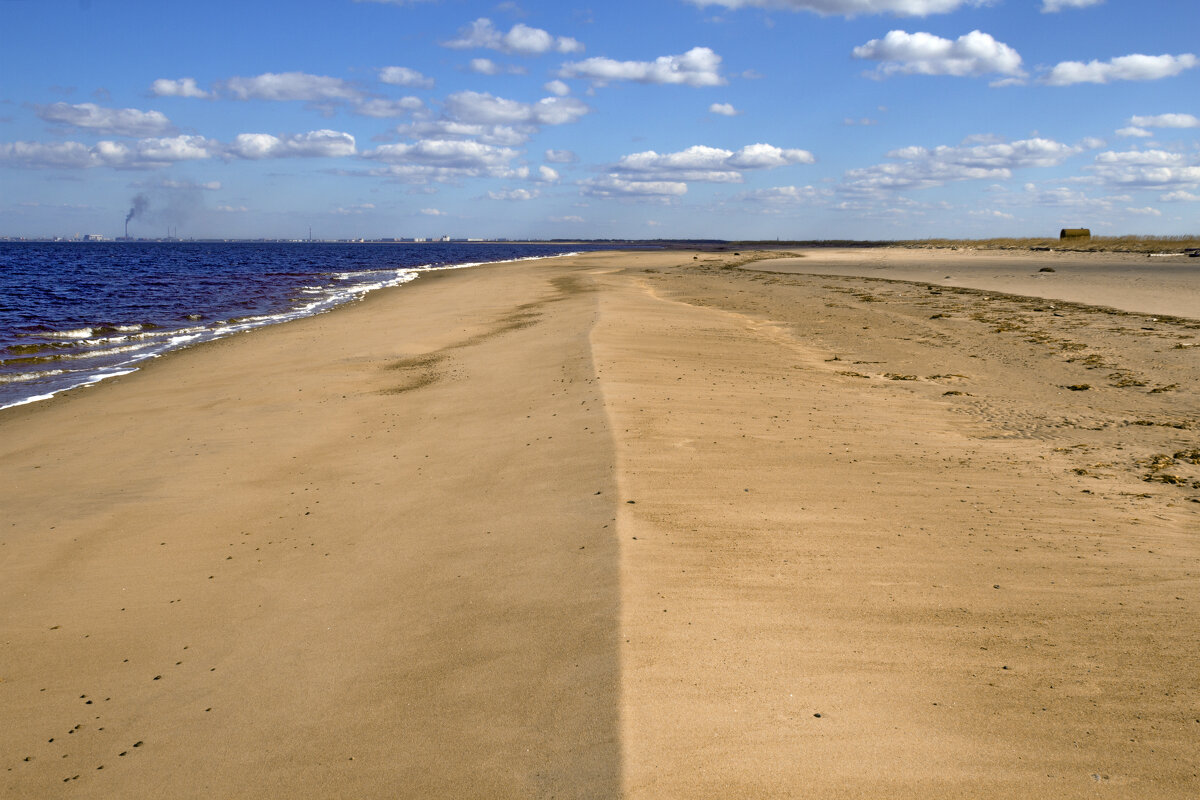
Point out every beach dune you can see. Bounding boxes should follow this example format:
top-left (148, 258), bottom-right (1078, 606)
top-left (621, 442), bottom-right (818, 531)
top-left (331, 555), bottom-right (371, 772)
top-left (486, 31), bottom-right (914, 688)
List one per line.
top-left (2, 249), bottom-right (1197, 798)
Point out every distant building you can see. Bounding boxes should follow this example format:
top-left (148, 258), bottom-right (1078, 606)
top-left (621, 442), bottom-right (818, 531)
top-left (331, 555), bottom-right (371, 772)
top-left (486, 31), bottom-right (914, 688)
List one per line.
top-left (81, 234), bottom-right (107, 241)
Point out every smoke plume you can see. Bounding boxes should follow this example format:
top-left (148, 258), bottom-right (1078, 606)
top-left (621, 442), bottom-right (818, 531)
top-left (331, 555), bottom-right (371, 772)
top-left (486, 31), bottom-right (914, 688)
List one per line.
top-left (126, 193), bottom-right (150, 225)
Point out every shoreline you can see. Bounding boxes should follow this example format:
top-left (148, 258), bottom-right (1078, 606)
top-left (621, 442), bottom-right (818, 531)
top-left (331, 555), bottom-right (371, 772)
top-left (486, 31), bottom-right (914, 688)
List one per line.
top-left (0, 249), bottom-right (599, 412)
top-left (3, 249), bottom-right (1197, 797)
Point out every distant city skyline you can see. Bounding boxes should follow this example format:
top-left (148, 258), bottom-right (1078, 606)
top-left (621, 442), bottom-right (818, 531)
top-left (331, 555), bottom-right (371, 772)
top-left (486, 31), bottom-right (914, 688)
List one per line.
top-left (1, 0), bottom-right (1197, 240)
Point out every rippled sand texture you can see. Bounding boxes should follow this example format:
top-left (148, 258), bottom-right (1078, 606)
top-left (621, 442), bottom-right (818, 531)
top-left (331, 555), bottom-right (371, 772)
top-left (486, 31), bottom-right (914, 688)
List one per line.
top-left (2, 249), bottom-right (1197, 798)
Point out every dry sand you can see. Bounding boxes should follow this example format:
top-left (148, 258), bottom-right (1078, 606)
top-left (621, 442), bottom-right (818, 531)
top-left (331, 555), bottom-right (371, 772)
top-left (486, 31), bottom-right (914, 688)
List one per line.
top-left (2, 249), bottom-right (1197, 798)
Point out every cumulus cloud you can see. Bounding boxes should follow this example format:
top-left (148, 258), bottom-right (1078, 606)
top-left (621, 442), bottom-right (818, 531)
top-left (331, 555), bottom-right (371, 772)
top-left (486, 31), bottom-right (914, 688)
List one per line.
top-left (844, 137), bottom-right (1079, 193)
top-left (227, 130), bottom-right (357, 159)
top-left (445, 91), bottom-right (588, 126)
top-left (581, 176), bottom-right (689, 200)
top-left (397, 91), bottom-right (588, 147)
top-left (1041, 53), bottom-right (1198, 86)
top-left (545, 149), bottom-right (579, 163)
top-left (852, 30), bottom-right (1024, 79)
top-left (467, 58), bottom-right (526, 76)
top-left (1041, 0), bottom-right (1102, 11)
top-left (149, 77), bottom-right (211, 98)
top-left (353, 97), bottom-right (424, 118)
top-left (709, 102), bottom-right (740, 116)
top-left (559, 47), bottom-right (726, 87)
top-left (396, 119), bottom-right (531, 147)
top-left (224, 72), bottom-right (363, 101)
top-left (1116, 127), bottom-right (1153, 138)
top-left (544, 80), bottom-right (571, 96)
top-left (378, 66), bottom-right (434, 88)
top-left (1019, 183), bottom-right (1130, 211)
top-left (444, 18), bottom-right (583, 55)
top-left (363, 138), bottom-right (527, 183)
top-left (685, 0), bottom-right (975, 15)
top-left (420, 208), bottom-right (446, 215)
top-left (1125, 206), bottom-right (1162, 216)
top-left (610, 143), bottom-right (813, 184)
top-left (1161, 190), bottom-right (1200, 202)
top-left (487, 188), bottom-right (539, 201)
top-left (0, 135), bottom-right (217, 169)
top-left (1087, 149), bottom-right (1200, 188)
top-left (36, 102), bottom-right (175, 137)
top-left (1130, 113), bottom-right (1200, 129)
top-left (734, 185), bottom-right (826, 205)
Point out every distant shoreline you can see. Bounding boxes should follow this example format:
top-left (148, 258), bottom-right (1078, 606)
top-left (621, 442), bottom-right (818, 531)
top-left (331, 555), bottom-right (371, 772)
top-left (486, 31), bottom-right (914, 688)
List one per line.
top-left (4, 235), bottom-right (1198, 254)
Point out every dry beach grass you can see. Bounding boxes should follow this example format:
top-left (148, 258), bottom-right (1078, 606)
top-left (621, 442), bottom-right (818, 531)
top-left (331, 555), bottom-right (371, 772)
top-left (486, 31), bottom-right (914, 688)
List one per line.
top-left (2, 248), bottom-right (1197, 798)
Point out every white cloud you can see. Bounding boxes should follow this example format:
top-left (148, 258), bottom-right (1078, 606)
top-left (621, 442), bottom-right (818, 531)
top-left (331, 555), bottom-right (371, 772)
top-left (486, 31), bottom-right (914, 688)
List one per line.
top-left (363, 138), bottom-right (526, 183)
top-left (545, 149), bottom-right (579, 163)
top-left (1042, 53), bottom-right (1198, 86)
top-left (734, 185), bottom-right (826, 204)
top-left (1161, 190), bottom-right (1200, 202)
top-left (215, 204), bottom-right (249, 213)
top-left (353, 97), bottom-right (424, 118)
top-left (160, 179), bottom-right (221, 190)
top-left (0, 136), bottom-right (217, 169)
top-left (610, 143), bottom-right (813, 184)
top-left (487, 188), bottom-right (539, 201)
top-left (559, 47), bottom-right (726, 87)
top-left (709, 102), bottom-right (740, 116)
top-left (224, 72), bottom-right (362, 101)
top-left (227, 130), bottom-right (357, 159)
top-left (685, 0), bottom-right (976, 16)
top-left (36, 102), bottom-right (175, 137)
top-left (468, 58), bottom-right (505, 75)
top-left (378, 66), bottom-right (434, 88)
top-left (396, 119), bottom-right (531, 147)
top-left (1087, 149), bottom-right (1200, 188)
top-left (852, 30), bottom-right (1024, 79)
top-left (420, 208), bottom-right (446, 215)
top-left (1129, 113), bottom-right (1200, 129)
top-left (444, 18), bottom-right (583, 55)
top-left (844, 137), bottom-right (1079, 193)
top-left (581, 176), bottom-right (689, 199)
top-left (1041, 0), bottom-right (1102, 11)
top-left (1125, 206), bottom-right (1162, 216)
top-left (444, 91), bottom-right (589, 126)
top-left (149, 77), bottom-right (211, 99)
top-left (550, 215), bottom-right (585, 223)
top-left (333, 203), bottom-right (376, 215)
top-left (1019, 183), bottom-right (1129, 211)
top-left (1116, 127), bottom-right (1153, 138)
top-left (543, 80), bottom-right (571, 96)
top-left (537, 165), bottom-right (560, 183)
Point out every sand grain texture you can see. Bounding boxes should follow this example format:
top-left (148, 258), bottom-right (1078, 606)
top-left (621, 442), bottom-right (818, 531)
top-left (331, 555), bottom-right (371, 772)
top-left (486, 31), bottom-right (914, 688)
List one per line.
top-left (2, 249), bottom-right (1197, 798)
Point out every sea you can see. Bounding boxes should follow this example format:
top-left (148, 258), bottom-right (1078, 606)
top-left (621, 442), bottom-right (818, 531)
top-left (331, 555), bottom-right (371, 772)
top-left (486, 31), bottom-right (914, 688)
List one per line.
top-left (0, 241), bottom-right (608, 409)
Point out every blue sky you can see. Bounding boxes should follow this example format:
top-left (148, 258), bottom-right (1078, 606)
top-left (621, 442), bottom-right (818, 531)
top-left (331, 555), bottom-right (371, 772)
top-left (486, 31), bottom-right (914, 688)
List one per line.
top-left (1, 0), bottom-right (1197, 240)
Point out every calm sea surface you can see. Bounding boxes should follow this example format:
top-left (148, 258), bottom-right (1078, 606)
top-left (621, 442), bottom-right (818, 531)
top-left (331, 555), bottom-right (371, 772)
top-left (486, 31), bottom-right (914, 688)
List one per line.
top-left (0, 241), bottom-right (606, 408)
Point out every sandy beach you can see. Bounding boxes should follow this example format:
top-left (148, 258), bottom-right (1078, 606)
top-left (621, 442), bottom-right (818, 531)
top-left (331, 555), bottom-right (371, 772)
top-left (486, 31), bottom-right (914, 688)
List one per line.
top-left (2, 248), bottom-right (1198, 798)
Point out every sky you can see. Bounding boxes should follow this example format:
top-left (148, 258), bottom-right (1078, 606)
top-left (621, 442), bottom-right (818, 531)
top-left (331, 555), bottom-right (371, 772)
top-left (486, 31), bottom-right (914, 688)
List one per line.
top-left (1, 0), bottom-right (1197, 240)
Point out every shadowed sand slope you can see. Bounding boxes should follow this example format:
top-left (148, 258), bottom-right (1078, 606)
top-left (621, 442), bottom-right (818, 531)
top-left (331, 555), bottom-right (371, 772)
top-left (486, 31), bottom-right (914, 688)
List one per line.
top-left (0, 261), bottom-right (621, 798)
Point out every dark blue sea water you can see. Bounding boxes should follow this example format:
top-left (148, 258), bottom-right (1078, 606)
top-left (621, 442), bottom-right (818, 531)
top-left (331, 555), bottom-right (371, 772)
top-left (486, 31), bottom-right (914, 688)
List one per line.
top-left (0, 241), bottom-right (606, 409)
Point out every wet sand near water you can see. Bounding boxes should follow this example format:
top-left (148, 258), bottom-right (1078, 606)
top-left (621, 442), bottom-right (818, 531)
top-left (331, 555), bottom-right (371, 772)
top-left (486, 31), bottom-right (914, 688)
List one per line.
top-left (2, 249), bottom-right (1197, 798)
